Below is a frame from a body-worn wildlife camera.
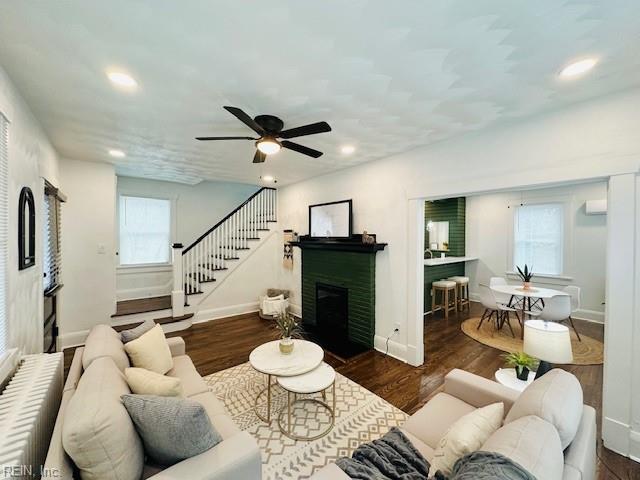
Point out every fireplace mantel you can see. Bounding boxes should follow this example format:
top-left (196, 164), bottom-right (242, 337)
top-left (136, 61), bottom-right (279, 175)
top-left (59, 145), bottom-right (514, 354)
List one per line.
top-left (290, 234), bottom-right (387, 253)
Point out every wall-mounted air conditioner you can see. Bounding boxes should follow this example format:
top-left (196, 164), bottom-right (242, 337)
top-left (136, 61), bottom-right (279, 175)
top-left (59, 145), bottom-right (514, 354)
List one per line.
top-left (585, 199), bottom-right (607, 215)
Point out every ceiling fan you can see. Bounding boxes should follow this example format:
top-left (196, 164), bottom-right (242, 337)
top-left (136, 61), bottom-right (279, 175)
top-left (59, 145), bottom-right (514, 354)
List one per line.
top-left (196, 106), bottom-right (331, 163)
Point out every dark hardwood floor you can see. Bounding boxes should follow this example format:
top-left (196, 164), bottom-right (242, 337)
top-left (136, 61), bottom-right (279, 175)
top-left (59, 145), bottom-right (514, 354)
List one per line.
top-left (64, 302), bottom-right (639, 479)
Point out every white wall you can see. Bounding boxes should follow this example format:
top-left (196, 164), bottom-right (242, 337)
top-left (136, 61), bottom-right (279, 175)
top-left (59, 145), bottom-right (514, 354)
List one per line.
top-left (465, 182), bottom-right (607, 322)
top-left (115, 176), bottom-right (258, 300)
top-left (0, 66), bottom-right (59, 355)
top-left (58, 158), bottom-right (116, 347)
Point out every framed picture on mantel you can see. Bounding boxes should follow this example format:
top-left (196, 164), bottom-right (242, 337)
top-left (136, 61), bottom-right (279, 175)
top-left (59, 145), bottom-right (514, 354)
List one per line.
top-left (309, 199), bottom-right (353, 239)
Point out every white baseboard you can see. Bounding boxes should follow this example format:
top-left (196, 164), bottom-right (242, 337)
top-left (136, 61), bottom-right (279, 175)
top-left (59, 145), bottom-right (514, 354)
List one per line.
top-left (193, 301), bottom-right (260, 323)
top-left (603, 416), bottom-right (631, 458)
top-left (289, 303), bottom-right (302, 317)
top-left (374, 334), bottom-right (407, 363)
top-left (58, 329), bottom-right (90, 350)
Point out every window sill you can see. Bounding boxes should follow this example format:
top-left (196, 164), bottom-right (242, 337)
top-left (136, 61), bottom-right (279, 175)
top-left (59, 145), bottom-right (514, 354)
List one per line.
top-left (117, 263), bottom-right (172, 274)
top-left (505, 271), bottom-right (574, 285)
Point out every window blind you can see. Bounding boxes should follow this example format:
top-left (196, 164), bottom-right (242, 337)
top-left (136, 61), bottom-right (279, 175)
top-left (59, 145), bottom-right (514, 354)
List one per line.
top-left (0, 113), bottom-right (8, 356)
top-left (513, 203), bottom-right (564, 275)
top-left (43, 182), bottom-right (63, 294)
top-left (119, 195), bottom-right (171, 265)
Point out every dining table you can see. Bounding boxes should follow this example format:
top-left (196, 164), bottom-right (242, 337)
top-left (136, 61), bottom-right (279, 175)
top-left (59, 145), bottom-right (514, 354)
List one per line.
top-left (489, 284), bottom-right (569, 339)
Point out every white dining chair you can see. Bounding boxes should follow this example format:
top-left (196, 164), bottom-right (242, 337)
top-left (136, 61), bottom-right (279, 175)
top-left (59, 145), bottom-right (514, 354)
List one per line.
top-left (478, 284), bottom-right (518, 337)
top-left (489, 276), bottom-right (512, 306)
top-left (539, 294), bottom-right (581, 341)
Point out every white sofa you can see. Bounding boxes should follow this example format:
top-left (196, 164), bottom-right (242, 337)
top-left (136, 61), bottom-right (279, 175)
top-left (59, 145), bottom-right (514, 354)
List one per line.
top-left (44, 325), bottom-right (261, 480)
top-left (312, 369), bottom-right (596, 480)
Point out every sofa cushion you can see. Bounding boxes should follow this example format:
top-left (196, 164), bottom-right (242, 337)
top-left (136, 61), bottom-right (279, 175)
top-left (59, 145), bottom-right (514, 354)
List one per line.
top-left (167, 355), bottom-right (209, 397)
top-left (190, 392), bottom-right (240, 439)
top-left (400, 429), bottom-right (435, 462)
top-left (122, 394), bottom-right (222, 467)
top-left (482, 415), bottom-right (564, 480)
top-left (82, 324), bottom-right (129, 372)
top-left (428, 402), bottom-right (504, 477)
top-left (402, 392), bottom-right (476, 449)
top-left (62, 357), bottom-right (144, 480)
top-left (121, 319), bottom-right (156, 343)
top-left (505, 369), bottom-right (583, 448)
top-left (125, 367), bottom-right (183, 397)
top-left (124, 324), bottom-right (174, 374)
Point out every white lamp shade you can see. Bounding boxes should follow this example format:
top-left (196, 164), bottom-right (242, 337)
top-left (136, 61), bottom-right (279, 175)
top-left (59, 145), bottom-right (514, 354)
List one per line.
top-left (523, 320), bottom-right (573, 363)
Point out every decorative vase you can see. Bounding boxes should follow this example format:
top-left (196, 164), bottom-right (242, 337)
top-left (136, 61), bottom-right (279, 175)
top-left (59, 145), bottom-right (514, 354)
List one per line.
top-left (279, 337), bottom-right (294, 355)
top-left (515, 366), bottom-right (530, 381)
top-left (522, 281), bottom-right (532, 290)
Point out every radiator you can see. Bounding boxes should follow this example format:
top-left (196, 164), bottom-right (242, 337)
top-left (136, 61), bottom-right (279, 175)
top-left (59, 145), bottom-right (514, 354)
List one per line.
top-left (0, 353), bottom-right (63, 479)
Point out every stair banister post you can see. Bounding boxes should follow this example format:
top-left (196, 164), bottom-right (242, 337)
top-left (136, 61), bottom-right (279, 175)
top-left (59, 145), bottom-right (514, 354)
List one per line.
top-left (172, 243), bottom-right (185, 317)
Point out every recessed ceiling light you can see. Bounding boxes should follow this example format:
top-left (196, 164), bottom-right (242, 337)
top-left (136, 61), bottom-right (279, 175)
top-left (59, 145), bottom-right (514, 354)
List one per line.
top-left (340, 145), bottom-right (355, 155)
top-left (108, 149), bottom-right (126, 158)
top-left (559, 58), bottom-right (598, 78)
top-left (107, 71), bottom-right (138, 89)
top-left (261, 175), bottom-right (275, 183)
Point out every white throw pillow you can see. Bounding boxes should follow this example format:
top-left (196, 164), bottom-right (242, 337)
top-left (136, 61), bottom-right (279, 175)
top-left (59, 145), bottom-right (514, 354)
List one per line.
top-left (428, 402), bottom-right (504, 477)
top-left (505, 369), bottom-right (583, 449)
top-left (124, 324), bottom-right (173, 374)
top-left (124, 367), bottom-right (183, 397)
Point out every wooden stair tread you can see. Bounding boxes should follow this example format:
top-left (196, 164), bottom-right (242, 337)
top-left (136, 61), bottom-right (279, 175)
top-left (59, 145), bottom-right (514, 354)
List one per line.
top-left (113, 313), bottom-right (194, 332)
top-left (112, 295), bottom-right (171, 317)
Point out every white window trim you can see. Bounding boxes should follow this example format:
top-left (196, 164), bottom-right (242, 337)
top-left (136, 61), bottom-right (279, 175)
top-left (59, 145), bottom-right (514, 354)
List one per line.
top-left (506, 193), bottom-right (574, 279)
top-left (116, 193), bottom-right (176, 267)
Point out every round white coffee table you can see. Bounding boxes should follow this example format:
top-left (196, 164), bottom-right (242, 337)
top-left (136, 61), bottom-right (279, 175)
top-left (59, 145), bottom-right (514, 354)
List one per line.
top-left (249, 339), bottom-right (323, 423)
top-left (277, 362), bottom-right (336, 441)
top-left (495, 368), bottom-right (535, 392)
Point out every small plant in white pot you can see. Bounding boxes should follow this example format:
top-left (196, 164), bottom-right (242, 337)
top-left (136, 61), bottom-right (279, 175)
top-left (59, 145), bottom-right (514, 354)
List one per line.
top-left (516, 264), bottom-right (534, 290)
top-left (503, 351), bottom-right (538, 381)
top-left (274, 310), bottom-right (302, 354)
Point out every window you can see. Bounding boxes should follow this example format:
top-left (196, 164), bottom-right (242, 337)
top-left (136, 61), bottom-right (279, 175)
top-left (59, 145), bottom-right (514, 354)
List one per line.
top-left (119, 195), bottom-right (171, 265)
top-left (44, 182), bottom-right (64, 293)
top-left (513, 203), bottom-right (564, 275)
top-left (0, 113), bottom-right (8, 356)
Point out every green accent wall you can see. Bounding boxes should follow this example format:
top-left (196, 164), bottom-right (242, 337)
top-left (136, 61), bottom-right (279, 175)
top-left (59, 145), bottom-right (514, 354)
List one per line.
top-left (301, 249), bottom-right (375, 348)
top-left (425, 197), bottom-right (466, 256)
top-left (424, 197), bottom-right (466, 312)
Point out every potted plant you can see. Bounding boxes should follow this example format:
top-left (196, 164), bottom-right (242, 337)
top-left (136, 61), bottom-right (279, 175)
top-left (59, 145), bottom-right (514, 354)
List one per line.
top-left (503, 351), bottom-right (538, 381)
top-left (274, 310), bottom-right (301, 354)
top-left (516, 264), bottom-right (534, 290)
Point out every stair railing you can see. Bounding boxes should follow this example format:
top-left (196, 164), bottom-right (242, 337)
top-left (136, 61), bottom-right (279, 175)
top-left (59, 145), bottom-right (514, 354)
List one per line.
top-left (179, 187), bottom-right (277, 300)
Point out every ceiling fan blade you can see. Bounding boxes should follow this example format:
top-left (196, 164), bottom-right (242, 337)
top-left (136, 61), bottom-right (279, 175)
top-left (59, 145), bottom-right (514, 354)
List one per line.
top-left (253, 150), bottom-right (267, 163)
top-left (279, 121), bottom-right (331, 139)
top-left (223, 106), bottom-right (265, 135)
top-left (282, 140), bottom-right (323, 158)
top-left (196, 136), bottom-right (257, 141)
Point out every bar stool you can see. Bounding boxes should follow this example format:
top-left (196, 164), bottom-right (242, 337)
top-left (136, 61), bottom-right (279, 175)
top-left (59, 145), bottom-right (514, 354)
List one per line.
top-left (431, 280), bottom-right (457, 319)
top-left (448, 276), bottom-right (470, 312)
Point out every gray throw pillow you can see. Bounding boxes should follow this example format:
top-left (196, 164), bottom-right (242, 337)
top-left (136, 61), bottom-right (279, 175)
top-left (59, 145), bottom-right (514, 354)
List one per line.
top-left (120, 319), bottom-right (155, 343)
top-left (121, 394), bottom-right (222, 466)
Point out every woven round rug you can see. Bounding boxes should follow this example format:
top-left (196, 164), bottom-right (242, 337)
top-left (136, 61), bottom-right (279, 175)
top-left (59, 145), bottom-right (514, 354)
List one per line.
top-left (460, 317), bottom-right (603, 365)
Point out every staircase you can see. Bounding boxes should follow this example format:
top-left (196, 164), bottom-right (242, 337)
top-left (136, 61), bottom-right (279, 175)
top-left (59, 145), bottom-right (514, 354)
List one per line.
top-left (181, 186), bottom-right (276, 298)
top-left (112, 187), bottom-right (277, 332)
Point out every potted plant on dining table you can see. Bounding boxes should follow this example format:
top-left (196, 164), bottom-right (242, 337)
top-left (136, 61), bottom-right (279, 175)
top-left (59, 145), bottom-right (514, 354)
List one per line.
top-left (275, 309), bottom-right (302, 354)
top-left (503, 351), bottom-right (538, 381)
top-left (516, 264), bottom-right (534, 290)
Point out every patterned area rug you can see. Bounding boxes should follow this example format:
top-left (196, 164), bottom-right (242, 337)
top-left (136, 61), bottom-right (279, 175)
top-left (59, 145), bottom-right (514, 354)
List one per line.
top-left (204, 362), bottom-right (408, 480)
top-left (461, 317), bottom-right (604, 365)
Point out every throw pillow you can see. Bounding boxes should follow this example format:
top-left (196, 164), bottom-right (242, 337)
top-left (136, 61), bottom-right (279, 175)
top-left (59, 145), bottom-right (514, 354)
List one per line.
top-left (120, 319), bottom-right (155, 343)
top-left (121, 394), bottom-right (222, 466)
top-left (504, 369), bottom-right (583, 449)
top-left (124, 324), bottom-right (173, 374)
top-left (428, 402), bottom-right (504, 477)
top-left (124, 367), bottom-right (183, 397)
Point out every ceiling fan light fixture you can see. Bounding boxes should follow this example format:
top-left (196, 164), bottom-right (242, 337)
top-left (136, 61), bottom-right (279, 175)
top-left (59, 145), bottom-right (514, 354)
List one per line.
top-left (256, 138), bottom-right (282, 155)
top-left (559, 58), bottom-right (598, 78)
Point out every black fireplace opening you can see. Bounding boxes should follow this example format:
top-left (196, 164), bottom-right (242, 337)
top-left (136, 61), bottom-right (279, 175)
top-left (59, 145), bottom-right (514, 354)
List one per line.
top-left (304, 283), bottom-right (369, 359)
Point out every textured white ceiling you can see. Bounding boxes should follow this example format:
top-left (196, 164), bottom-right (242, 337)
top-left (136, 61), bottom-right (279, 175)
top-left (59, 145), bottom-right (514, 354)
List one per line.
top-left (1, 1), bottom-right (639, 186)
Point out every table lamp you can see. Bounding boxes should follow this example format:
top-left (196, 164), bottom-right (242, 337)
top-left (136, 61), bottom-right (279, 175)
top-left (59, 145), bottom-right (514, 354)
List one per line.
top-left (523, 320), bottom-right (573, 379)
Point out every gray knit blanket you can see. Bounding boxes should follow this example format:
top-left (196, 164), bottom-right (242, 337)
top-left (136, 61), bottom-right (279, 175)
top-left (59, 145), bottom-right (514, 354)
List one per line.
top-left (336, 427), bottom-right (536, 480)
